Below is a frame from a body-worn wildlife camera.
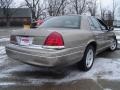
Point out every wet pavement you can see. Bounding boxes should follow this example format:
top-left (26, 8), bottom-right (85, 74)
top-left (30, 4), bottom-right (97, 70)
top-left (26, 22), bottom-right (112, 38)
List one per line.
top-left (0, 45), bottom-right (120, 90)
top-left (0, 28), bottom-right (120, 90)
top-left (0, 79), bottom-right (103, 90)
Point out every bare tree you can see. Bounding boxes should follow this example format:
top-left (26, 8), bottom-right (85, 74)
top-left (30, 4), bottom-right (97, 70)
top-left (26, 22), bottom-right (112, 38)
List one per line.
top-left (112, 0), bottom-right (118, 20)
top-left (100, 8), bottom-right (107, 21)
top-left (25, 0), bottom-right (39, 19)
top-left (70, 0), bottom-right (87, 15)
top-left (99, 0), bottom-right (107, 21)
top-left (36, 1), bottom-right (47, 19)
top-left (0, 0), bottom-right (12, 8)
top-left (118, 7), bottom-right (120, 17)
top-left (47, 0), bottom-right (68, 16)
top-left (87, 0), bottom-right (97, 16)
top-left (0, 0), bottom-right (13, 9)
top-left (0, 0), bottom-right (14, 26)
top-left (105, 10), bottom-right (114, 26)
top-left (24, 0), bottom-right (46, 19)
top-left (107, 11), bottom-right (113, 20)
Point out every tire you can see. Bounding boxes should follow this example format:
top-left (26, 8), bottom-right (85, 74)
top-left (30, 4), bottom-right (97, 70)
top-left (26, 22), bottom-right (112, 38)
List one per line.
top-left (78, 45), bottom-right (95, 71)
top-left (109, 38), bottom-right (117, 51)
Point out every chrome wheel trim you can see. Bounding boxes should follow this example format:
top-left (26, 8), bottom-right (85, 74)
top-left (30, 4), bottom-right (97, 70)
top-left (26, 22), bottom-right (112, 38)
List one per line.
top-left (86, 49), bottom-right (94, 68)
top-left (110, 39), bottom-right (117, 50)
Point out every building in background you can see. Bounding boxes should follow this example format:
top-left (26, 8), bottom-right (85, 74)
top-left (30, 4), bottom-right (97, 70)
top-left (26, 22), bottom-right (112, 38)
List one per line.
top-left (0, 8), bottom-right (32, 26)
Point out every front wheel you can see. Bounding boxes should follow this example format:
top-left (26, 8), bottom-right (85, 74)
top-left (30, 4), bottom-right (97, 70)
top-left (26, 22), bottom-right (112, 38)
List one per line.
top-left (109, 38), bottom-right (117, 51)
top-left (78, 45), bottom-right (95, 71)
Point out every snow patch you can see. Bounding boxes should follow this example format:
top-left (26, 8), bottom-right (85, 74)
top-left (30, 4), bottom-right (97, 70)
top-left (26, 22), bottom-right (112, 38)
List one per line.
top-left (104, 88), bottom-right (112, 90)
top-left (0, 82), bottom-right (16, 86)
top-left (62, 58), bottom-right (120, 81)
top-left (26, 58), bottom-right (120, 85)
top-left (0, 74), bottom-right (11, 79)
top-left (90, 58), bottom-right (120, 80)
top-left (0, 46), bottom-right (6, 55)
top-left (1, 57), bottom-right (120, 85)
top-left (0, 38), bottom-right (9, 42)
top-left (0, 46), bottom-right (6, 64)
top-left (0, 56), bottom-right (7, 64)
top-left (118, 41), bottom-right (120, 44)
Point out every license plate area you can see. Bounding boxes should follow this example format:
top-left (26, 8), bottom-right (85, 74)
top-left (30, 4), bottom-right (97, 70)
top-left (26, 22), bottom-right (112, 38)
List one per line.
top-left (17, 36), bottom-right (33, 46)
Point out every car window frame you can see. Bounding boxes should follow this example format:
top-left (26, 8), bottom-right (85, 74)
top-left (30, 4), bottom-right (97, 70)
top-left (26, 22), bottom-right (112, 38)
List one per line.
top-left (88, 17), bottom-right (102, 31)
top-left (97, 19), bottom-right (109, 31)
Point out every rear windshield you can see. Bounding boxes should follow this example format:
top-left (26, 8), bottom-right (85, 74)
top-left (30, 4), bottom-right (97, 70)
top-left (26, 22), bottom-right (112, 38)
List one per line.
top-left (40, 16), bottom-right (81, 29)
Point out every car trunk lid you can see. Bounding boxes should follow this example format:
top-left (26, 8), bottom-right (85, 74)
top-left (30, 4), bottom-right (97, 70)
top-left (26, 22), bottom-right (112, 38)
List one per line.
top-left (11, 28), bottom-right (51, 45)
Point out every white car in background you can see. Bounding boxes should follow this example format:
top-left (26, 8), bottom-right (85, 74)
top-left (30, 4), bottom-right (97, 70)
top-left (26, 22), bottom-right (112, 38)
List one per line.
top-left (113, 27), bottom-right (120, 46)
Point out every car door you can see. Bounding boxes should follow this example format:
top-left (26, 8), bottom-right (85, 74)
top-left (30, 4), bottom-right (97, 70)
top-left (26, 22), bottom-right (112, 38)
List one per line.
top-left (88, 17), bottom-right (108, 51)
top-left (97, 19), bottom-right (114, 47)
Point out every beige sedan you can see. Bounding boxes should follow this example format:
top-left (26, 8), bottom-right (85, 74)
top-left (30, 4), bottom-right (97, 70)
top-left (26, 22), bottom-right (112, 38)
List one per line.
top-left (6, 15), bottom-right (117, 71)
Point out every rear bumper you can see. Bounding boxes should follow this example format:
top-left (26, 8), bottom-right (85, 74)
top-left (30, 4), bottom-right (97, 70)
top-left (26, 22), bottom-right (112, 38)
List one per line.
top-left (6, 44), bottom-right (84, 68)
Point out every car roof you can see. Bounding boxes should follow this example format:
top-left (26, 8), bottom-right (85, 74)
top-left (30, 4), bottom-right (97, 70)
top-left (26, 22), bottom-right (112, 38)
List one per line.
top-left (47, 15), bottom-right (96, 20)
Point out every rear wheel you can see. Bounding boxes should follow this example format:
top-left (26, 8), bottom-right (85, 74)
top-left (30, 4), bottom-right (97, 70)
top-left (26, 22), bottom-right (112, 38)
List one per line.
top-left (78, 45), bottom-right (95, 71)
top-left (109, 38), bottom-right (117, 51)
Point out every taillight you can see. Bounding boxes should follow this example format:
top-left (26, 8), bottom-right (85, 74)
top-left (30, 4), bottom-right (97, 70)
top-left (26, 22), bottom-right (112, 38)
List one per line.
top-left (10, 35), bottom-right (17, 44)
top-left (44, 32), bottom-right (64, 47)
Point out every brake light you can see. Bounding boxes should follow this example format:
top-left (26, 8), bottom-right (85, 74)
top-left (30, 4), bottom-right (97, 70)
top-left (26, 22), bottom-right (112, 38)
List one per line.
top-left (44, 32), bottom-right (64, 46)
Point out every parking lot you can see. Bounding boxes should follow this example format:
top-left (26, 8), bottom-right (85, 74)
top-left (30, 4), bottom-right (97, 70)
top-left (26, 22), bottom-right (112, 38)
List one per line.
top-left (0, 28), bottom-right (120, 90)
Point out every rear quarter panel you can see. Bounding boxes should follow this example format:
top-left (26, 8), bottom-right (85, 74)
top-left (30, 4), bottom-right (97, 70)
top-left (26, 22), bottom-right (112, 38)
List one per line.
top-left (58, 16), bottom-right (95, 53)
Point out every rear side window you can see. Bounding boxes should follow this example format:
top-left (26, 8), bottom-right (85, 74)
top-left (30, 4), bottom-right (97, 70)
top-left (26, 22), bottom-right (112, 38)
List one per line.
top-left (40, 16), bottom-right (81, 29)
top-left (88, 17), bottom-right (101, 30)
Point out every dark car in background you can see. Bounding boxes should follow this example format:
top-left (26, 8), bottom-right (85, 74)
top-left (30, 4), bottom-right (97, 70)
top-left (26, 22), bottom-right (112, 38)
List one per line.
top-left (31, 19), bottom-right (44, 28)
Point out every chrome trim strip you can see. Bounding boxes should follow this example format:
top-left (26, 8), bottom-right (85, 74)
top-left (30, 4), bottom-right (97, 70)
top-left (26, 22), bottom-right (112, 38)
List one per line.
top-left (7, 48), bottom-right (83, 58)
top-left (42, 46), bottom-right (65, 49)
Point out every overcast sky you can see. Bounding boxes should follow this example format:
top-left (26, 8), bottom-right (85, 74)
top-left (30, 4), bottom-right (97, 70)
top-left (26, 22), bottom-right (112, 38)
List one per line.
top-left (13, 0), bottom-right (120, 19)
top-left (14, 0), bottom-right (119, 7)
top-left (100, 0), bottom-right (120, 19)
